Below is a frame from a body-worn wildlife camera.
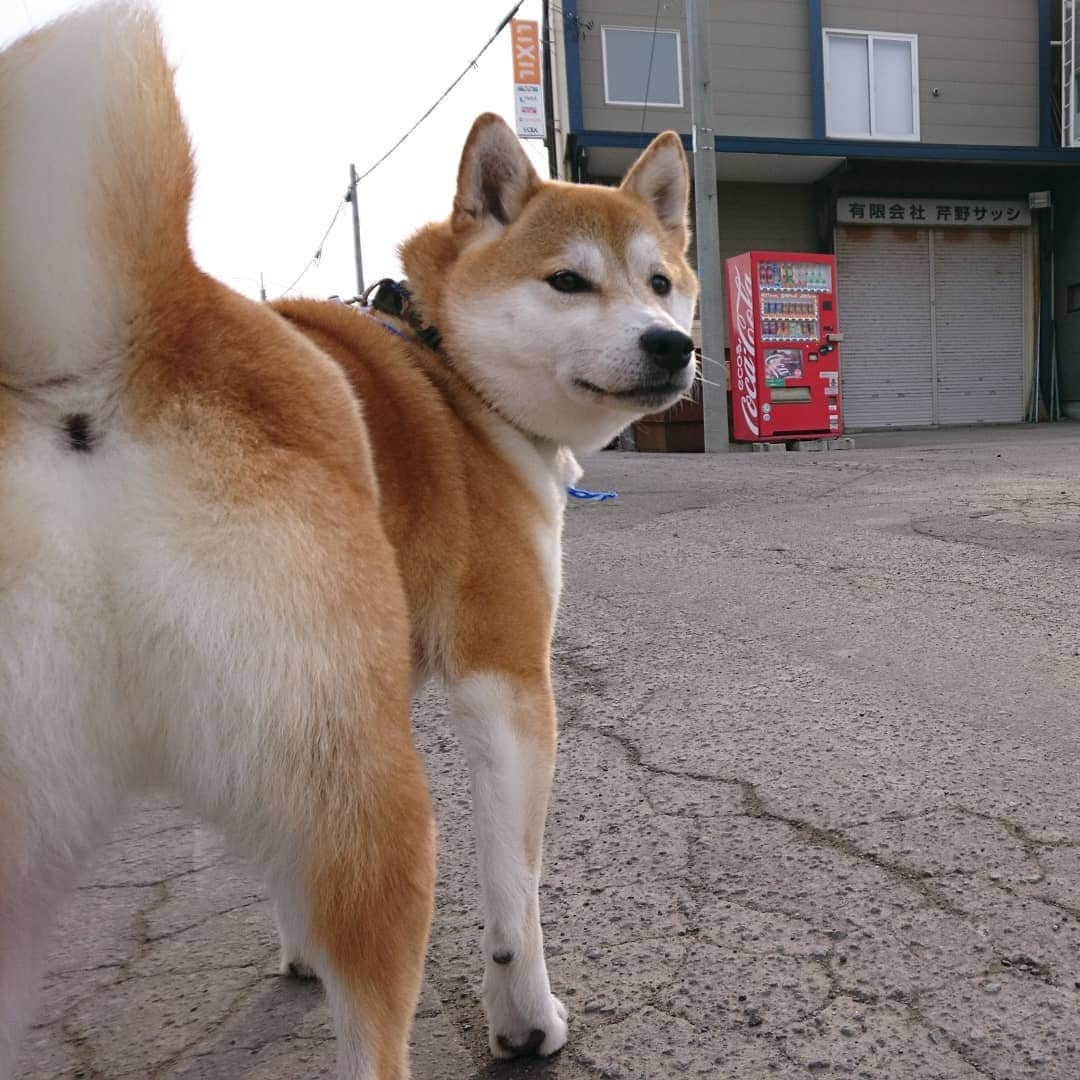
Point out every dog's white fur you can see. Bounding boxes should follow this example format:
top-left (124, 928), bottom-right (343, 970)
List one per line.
top-left (450, 674), bottom-right (569, 1055)
top-left (1, 9), bottom-right (434, 1079)
top-left (445, 241), bottom-right (694, 451)
top-left (0, 5), bottom-right (125, 393)
top-left (0, 5), bottom-right (698, 1077)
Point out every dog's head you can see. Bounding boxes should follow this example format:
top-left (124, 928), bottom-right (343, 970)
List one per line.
top-left (400, 114), bottom-right (698, 452)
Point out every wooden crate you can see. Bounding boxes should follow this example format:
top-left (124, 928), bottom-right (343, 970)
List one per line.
top-left (631, 368), bottom-right (706, 452)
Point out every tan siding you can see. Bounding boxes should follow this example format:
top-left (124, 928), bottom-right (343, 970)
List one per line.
top-left (924, 103), bottom-right (1034, 129)
top-left (916, 37), bottom-right (1035, 64)
top-left (824, 0), bottom-right (1033, 17)
top-left (577, 0), bottom-right (812, 138)
top-left (919, 68), bottom-right (1038, 100)
top-left (710, 44), bottom-right (809, 76)
top-left (580, 3), bottom-right (690, 134)
top-left (713, 114), bottom-right (814, 137)
top-left (921, 124), bottom-right (1035, 146)
top-left (712, 20), bottom-right (807, 50)
top-left (710, 3), bottom-right (811, 137)
top-left (707, 67), bottom-right (809, 95)
top-left (714, 93), bottom-right (813, 119)
top-left (822, 0), bottom-right (1038, 146)
top-left (572, 0), bottom-right (1040, 147)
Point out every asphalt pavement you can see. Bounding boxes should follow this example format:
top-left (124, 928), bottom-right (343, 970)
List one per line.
top-left (15, 423), bottom-right (1080, 1079)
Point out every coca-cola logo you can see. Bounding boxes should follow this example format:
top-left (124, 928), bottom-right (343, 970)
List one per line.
top-left (732, 270), bottom-right (759, 436)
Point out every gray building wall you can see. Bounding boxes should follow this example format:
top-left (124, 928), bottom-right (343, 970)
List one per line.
top-left (822, 0), bottom-right (1039, 147)
top-left (576, 0), bottom-right (1039, 147)
top-left (716, 182), bottom-right (817, 258)
top-left (578, 0), bottom-right (690, 135)
top-left (578, 0), bottom-right (811, 138)
top-left (707, 0), bottom-right (811, 139)
top-left (711, 182), bottom-right (818, 340)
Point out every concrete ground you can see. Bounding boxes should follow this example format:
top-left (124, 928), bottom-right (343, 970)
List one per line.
top-left (15, 423), bottom-right (1080, 1080)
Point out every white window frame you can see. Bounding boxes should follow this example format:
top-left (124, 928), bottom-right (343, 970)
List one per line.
top-left (823, 28), bottom-right (921, 142)
top-left (601, 26), bottom-right (685, 109)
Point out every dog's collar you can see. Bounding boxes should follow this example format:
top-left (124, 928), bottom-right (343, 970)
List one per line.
top-left (356, 281), bottom-right (563, 457)
top-left (360, 278), bottom-right (441, 353)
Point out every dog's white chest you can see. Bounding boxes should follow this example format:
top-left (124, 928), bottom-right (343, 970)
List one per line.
top-left (479, 414), bottom-right (580, 602)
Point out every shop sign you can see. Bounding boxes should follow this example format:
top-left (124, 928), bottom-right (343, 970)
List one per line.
top-left (511, 20), bottom-right (544, 139)
top-left (836, 197), bottom-right (1030, 227)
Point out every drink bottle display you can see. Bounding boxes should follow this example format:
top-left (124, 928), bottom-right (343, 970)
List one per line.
top-left (759, 283), bottom-right (830, 342)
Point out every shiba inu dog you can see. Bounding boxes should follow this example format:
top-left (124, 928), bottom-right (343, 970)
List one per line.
top-left (272, 118), bottom-right (698, 1063)
top-left (0, 5), bottom-right (697, 1079)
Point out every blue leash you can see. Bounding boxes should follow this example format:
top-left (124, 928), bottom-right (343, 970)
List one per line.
top-left (363, 311), bottom-right (414, 345)
top-left (567, 485), bottom-right (618, 502)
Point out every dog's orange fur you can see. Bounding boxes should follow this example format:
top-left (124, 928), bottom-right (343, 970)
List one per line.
top-left (403, 143), bottom-right (695, 331)
top-left (2, 11), bottom-right (435, 1077)
top-left (272, 303), bottom-right (557, 691)
top-left (262, 134), bottom-right (699, 1053)
top-left (271, 125), bottom-right (695, 718)
top-left (126, 277), bottom-right (437, 1078)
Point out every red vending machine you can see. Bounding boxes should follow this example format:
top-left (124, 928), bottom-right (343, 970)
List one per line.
top-left (724, 251), bottom-right (843, 443)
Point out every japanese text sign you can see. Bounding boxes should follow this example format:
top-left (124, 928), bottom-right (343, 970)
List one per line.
top-left (836, 197), bottom-right (1030, 228)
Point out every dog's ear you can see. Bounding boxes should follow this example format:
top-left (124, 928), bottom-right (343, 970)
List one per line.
top-left (620, 131), bottom-right (689, 236)
top-left (453, 113), bottom-right (541, 233)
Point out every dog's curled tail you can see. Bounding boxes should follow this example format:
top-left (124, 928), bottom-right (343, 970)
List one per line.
top-left (0, 3), bottom-right (193, 389)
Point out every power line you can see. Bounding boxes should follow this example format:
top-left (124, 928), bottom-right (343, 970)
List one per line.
top-left (276, 1), bottom-right (525, 299)
top-left (523, 136), bottom-right (551, 177)
top-left (277, 196), bottom-right (347, 298)
top-left (640, 0), bottom-right (663, 133)
top-left (355, 0), bottom-right (524, 185)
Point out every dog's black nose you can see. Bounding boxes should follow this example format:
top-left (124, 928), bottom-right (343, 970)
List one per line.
top-left (640, 327), bottom-right (694, 372)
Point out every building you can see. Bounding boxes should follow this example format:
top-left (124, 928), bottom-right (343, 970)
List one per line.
top-left (546, 0), bottom-right (1080, 429)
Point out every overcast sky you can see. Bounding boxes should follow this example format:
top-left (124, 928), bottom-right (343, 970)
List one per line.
top-left (2, 0), bottom-right (547, 300)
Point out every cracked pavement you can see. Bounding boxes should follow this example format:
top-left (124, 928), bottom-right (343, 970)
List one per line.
top-left (14, 424), bottom-right (1080, 1079)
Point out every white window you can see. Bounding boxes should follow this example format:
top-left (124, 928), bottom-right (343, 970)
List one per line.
top-left (824, 29), bottom-right (920, 141)
top-left (602, 27), bottom-right (683, 108)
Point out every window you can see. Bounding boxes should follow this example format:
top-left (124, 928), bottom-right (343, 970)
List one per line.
top-left (602, 27), bottom-right (683, 108)
top-left (824, 29), bottom-right (920, 140)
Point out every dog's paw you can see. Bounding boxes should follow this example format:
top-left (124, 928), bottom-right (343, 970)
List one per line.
top-left (490, 994), bottom-right (568, 1059)
top-left (278, 955), bottom-right (318, 980)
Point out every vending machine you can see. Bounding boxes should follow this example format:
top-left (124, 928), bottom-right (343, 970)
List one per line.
top-left (724, 251), bottom-right (843, 443)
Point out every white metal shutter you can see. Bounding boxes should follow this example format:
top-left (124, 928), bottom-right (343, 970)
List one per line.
top-left (835, 226), bottom-right (934, 428)
top-left (933, 229), bottom-right (1025, 424)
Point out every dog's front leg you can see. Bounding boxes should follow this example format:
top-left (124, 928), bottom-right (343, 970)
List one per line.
top-left (448, 672), bottom-right (568, 1058)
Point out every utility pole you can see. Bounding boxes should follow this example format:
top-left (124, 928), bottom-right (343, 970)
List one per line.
top-left (259, 272), bottom-right (266, 302)
top-left (541, 0), bottom-right (559, 179)
top-left (347, 163), bottom-right (365, 297)
top-left (685, 0), bottom-right (730, 451)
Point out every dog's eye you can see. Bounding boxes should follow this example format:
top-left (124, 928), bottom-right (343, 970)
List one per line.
top-left (651, 274), bottom-right (671, 296)
top-left (547, 270), bottom-right (592, 294)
